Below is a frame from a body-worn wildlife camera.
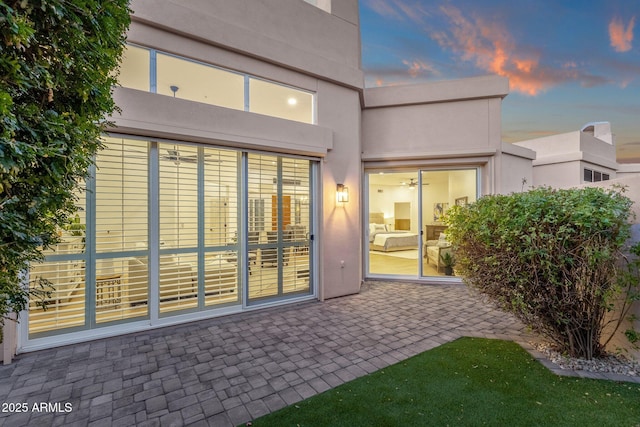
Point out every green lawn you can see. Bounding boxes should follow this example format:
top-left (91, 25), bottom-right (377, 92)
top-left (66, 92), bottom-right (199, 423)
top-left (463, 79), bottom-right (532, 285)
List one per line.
top-left (248, 338), bottom-right (640, 427)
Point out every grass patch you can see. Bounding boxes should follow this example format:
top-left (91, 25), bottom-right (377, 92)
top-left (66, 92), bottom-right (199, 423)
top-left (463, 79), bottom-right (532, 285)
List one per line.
top-left (248, 338), bottom-right (640, 427)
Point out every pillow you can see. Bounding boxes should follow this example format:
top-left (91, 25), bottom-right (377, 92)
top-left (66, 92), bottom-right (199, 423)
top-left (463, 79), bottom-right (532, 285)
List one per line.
top-left (438, 232), bottom-right (447, 242)
top-left (369, 223), bottom-right (386, 234)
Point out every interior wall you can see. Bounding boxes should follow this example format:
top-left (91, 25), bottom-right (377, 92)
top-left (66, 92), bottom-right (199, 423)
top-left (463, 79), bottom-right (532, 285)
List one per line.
top-left (369, 183), bottom-right (419, 233)
top-left (448, 170), bottom-right (477, 205)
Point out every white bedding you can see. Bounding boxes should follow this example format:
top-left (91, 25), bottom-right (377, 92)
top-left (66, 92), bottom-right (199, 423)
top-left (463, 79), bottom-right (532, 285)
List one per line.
top-left (371, 231), bottom-right (419, 251)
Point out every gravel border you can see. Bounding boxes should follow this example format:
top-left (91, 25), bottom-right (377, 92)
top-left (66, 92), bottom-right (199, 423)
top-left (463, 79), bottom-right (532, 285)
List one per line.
top-left (533, 342), bottom-right (639, 378)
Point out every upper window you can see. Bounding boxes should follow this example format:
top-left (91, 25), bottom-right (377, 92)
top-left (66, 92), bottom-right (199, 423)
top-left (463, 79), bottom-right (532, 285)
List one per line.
top-left (249, 78), bottom-right (314, 123)
top-left (118, 45), bottom-right (150, 91)
top-left (118, 45), bottom-right (315, 125)
top-left (156, 53), bottom-right (244, 110)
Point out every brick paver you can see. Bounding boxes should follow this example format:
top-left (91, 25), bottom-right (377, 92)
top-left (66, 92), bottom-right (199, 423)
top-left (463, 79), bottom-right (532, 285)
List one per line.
top-left (1, 281), bottom-right (636, 426)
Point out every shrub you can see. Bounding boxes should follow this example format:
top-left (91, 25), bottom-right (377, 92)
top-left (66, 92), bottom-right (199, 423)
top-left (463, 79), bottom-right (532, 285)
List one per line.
top-left (445, 186), bottom-right (635, 359)
top-left (0, 1), bottom-right (130, 325)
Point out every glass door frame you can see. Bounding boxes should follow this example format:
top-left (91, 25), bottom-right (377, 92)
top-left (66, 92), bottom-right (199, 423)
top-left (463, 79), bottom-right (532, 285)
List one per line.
top-left (243, 152), bottom-right (318, 307)
top-left (363, 166), bottom-right (481, 281)
top-left (418, 167), bottom-right (480, 279)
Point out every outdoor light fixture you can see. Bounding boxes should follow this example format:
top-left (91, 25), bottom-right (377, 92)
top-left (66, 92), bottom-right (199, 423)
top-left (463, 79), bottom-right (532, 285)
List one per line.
top-left (336, 183), bottom-right (349, 203)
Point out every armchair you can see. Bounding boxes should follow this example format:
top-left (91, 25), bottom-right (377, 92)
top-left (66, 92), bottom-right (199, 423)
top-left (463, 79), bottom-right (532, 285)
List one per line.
top-left (424, 233), bottom-right (453, 272)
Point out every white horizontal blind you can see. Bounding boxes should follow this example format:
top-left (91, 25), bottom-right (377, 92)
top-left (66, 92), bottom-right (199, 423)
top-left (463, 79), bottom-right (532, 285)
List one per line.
top-left (247, 154), bottom-right (279, 300)
top-left (28, 259), bottom-right (86, 334)
top-left (159, 143), bottom-right (199, 313)
top-left (28, 189), bottom-right (87, 335)
top-left (204, 148), bottom-right (239, 306)
top-left (96, 137), bottom-right (148, 253)
top-left (159, 143), bottom-right (198, 249)
top-left (95, 137), bottom-right (149, 322)
top-left (281, 158), bottom-right (311, 295)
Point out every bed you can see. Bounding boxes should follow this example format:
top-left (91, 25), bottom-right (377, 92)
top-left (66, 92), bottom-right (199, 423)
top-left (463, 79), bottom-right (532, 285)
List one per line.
top-left (368, 213), bottom-right (419, 252)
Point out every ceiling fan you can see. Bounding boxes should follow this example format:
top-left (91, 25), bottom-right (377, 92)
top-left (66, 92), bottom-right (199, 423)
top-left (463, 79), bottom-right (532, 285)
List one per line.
top-left (161, 147), bottom-right (218, 164)
top-left (162, 148), bottom-right (197, 164)
top-left (401, 178), bottom-right (418, 189)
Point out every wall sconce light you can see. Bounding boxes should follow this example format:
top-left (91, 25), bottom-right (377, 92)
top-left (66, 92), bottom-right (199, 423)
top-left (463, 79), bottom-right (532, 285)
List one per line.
top-left (336, 183), bottom-right (349, 203)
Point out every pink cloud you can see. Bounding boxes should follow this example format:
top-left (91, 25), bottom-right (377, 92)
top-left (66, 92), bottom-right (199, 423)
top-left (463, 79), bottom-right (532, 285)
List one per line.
top-left (609, 16), bottom-right (635, 52)
top-left (365, 2), bottom-right (612, 95)
top-left (431, 5), bottom-right (606, 96)
top-left (433, 5), bottom-right (550, 95)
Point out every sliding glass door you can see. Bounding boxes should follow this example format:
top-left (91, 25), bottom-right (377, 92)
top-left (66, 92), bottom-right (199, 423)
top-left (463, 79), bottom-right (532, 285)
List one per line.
top-left (158, 143), bottom-right (240, 315)
top-left (247, 154), bottom-right (313, 304)
top-left (28, 137), bottom-right (316, 339)
top-left (367, 172), bottom-right (420, 276)
top-left (420, 169), bottom-right (477, 278)
top-left (365, 168), bottom-right (478, 279)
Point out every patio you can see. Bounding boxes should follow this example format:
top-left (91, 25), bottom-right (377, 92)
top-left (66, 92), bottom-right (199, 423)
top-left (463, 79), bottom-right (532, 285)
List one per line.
top-left (0, 281), bottom-right (627, 427)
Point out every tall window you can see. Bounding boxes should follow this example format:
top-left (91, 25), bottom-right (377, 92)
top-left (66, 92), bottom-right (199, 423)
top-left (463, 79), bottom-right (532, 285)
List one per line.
top-left (28, 137), bottom-right (151, 335)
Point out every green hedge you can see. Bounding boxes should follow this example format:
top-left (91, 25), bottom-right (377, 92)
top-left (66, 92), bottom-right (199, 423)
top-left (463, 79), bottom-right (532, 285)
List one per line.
top-left (446, 186), bottom-right (634, 359)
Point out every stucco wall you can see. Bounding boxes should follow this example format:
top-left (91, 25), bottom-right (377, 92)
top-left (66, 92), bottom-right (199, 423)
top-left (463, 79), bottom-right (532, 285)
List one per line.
top-left (112, 88), bottom-right (333, 156)
top-left (318, 82), bottom-right (362, 299)
top-left (129, 0), bottom-right (363, 88)
top-left (362, 76), bottom-right (507, 161)
top-left (496, 143), bottom-right (535, 194)
top-left (513, 130), bottom-right (619, 188)
top-left (514, 131), bottom-right (580, 156)
top-left (115, 0), bottom-right (365, 302)
top-left (531, 162), bottom-right (582, 188)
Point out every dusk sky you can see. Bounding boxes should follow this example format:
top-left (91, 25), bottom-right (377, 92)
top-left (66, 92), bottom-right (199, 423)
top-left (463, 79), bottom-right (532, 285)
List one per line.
top-left (359, 0), bottom-right (640, 162)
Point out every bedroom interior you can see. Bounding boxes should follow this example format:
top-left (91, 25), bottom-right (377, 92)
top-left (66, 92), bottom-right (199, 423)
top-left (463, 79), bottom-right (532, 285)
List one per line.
top-left (367, 169), bottom-right (477, 278)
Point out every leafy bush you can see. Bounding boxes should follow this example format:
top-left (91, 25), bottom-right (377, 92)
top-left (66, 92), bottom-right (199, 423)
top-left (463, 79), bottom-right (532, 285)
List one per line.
top-left (446, 186), bottom-right (636, 359)
top-left (0, 1), bottom-right (130, 324)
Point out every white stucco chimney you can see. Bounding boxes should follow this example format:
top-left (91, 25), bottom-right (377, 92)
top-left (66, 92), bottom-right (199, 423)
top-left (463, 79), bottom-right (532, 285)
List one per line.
top-left (580, 121), bottom-right (613, 144)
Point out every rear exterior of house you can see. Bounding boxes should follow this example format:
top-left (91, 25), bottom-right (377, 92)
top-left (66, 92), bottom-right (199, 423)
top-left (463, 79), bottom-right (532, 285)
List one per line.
top-left (14, 0), bottom-right (531, 353)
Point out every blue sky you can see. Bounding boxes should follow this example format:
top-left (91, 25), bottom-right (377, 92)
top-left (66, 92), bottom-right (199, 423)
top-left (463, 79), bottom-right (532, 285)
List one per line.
top-left (359, 0), bottom-right (640, 162)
